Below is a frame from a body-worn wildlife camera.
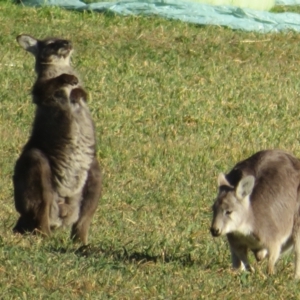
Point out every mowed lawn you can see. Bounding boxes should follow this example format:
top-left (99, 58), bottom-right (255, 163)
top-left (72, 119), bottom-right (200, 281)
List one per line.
top-left (1, 1), bottom-right (300, 298)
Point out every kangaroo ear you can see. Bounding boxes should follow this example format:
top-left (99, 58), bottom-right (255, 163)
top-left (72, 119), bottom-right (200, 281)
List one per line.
top-left (236, 175), bottom-right (255, 200)
top-left (17, 34), bottom-right (38, 56)
top-left (217, 173), bottom-right (232, 187)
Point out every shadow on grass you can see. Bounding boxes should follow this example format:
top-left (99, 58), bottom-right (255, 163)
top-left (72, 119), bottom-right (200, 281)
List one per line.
top-left (48, 244), bottom-right (195, 267)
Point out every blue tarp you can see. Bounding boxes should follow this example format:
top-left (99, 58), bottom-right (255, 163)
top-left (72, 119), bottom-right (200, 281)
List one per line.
top-left (20, 0), bottom-right (300, 33)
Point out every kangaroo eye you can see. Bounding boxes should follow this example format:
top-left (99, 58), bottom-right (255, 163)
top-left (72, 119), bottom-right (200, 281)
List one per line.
top-left (225, 211), bottom-right (232, 215)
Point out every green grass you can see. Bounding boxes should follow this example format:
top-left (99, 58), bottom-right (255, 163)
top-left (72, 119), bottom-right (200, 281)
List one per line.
top-left (2, 0), bottom-right (300, 298)
top-left (271, 5), bottom-right (300, 13)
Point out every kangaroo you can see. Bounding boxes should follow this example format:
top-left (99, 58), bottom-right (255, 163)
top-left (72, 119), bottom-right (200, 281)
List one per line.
top-left (13, 34), bottom-right (102, 244)
top-left (210, 149), bottom-right (300, 278)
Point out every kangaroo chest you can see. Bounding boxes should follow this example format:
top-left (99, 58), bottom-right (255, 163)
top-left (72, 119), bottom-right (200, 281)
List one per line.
top-left (229, 231), bottom-right (263, 250)
top-left (53, 103), bottom-right (95, 198)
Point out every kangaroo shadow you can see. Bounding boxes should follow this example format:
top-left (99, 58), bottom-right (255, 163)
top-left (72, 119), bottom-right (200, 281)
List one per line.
top-left (49, 243), bottom-right (195, 267)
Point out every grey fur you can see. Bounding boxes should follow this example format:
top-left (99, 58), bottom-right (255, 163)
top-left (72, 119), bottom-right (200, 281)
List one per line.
top-left (210, 149), bottom-right (300, 278)
top-left (13, 34), bottom-right (102, 244)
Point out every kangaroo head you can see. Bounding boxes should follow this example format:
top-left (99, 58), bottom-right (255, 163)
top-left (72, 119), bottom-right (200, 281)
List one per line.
top-left (17, 34), bottom-right (73, 71)
top-left (210, 173), bottom-right (255, 237)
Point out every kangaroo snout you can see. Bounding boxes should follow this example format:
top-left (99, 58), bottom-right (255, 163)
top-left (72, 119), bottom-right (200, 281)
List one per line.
top-left (210, 226), bottom-right (221, 237)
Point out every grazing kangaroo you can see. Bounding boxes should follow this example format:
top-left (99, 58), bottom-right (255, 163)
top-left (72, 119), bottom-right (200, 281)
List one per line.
top-left (210, 149), bottom-right (300, 278)
top-left (13, 34), bottom-right (102, 244)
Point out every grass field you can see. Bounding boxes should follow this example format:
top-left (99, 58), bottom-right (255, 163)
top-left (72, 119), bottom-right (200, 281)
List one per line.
top-left (2, 1), bottom-right (300, 298)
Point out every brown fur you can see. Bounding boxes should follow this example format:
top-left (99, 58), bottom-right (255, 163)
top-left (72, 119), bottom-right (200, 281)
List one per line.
top-left (13, 34), bottom-right (102, 244)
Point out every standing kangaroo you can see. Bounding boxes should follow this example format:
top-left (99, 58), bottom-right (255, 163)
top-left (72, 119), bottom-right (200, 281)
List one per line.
top-left (210, 149), bottom-right (300, 278)
top-left (13, 34), bottom-right (102, 244)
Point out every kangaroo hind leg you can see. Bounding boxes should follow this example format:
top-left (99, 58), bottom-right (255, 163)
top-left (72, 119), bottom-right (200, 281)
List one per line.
top-left (71, 157), bottom-right (101, 245)
top-left (13, 148), bottom-right (53, 236)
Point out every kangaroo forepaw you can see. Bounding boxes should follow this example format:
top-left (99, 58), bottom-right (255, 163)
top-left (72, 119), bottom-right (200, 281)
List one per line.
top-left (59, 74), bottom-right (78, 86)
